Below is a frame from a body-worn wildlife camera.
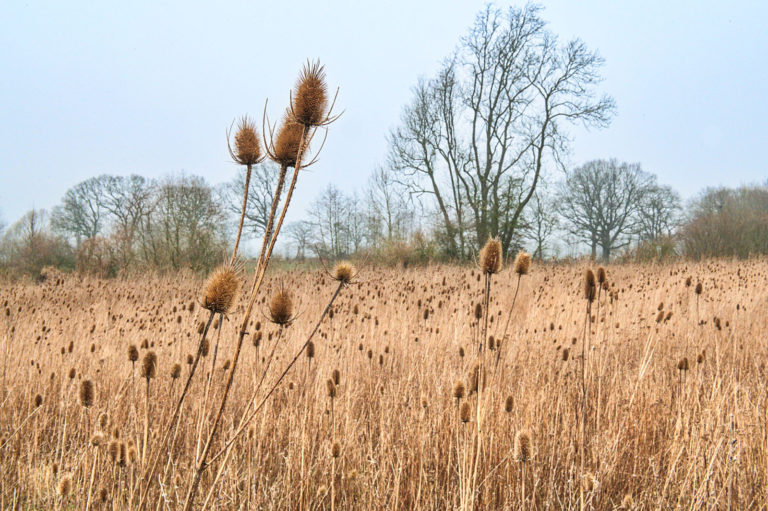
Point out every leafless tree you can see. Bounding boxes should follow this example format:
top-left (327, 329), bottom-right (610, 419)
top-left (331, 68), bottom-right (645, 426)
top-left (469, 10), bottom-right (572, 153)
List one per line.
top-left (308, 184), bottom-right (349, 259)
top-left (388, 4), bottom-right (614, 258)
top-left (365, 165), bottom-right (413, 247)
top-left (637, 184), bottom-right (681, 241)
top-left (220, 163), bottom-right (279, 239)
top-left (557, 159), bottom-right (654, 262)
top-left (51, 177), bottom-right (106, 245)
top-left (522, 187), bottom-right (559, 259)
top-left (285, 221), bottom-right (313, 260)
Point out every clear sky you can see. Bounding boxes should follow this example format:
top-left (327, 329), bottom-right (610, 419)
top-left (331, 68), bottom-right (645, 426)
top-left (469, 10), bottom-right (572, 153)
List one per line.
top-left (1, 0), bottom-right (766, 229)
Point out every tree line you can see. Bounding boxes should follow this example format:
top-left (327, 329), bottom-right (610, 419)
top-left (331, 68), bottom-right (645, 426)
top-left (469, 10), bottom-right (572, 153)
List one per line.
top-left (2, 4), bottom-right (766, 277)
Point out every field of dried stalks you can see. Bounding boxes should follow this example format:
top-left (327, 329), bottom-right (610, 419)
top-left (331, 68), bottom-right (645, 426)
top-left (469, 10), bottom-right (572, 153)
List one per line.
top-left (1, 259), bottom-right (767, 510)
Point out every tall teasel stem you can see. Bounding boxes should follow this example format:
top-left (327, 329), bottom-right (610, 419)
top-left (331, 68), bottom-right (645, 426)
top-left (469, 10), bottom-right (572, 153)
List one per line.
top-left (184, 61), bottom-right (338, 509)
top-left (580, 269), bottom-right (596, 511)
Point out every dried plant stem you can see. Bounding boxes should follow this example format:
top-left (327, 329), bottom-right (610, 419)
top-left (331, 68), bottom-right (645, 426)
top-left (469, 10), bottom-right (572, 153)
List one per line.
top-left (199, 281), bottom-right (345, 508)
top-left (230, 164), bottom-right (252, 265)
top-left (183, 127), bottom-right (310, 511)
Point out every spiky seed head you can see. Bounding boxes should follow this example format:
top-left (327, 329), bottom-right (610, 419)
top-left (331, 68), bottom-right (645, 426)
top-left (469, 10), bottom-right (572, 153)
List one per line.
top-left (170, 363), bottom-right (181, 380)
top-left (685, 276), bottom-right (692, 287)
top-left (460, 402), bottom-right (471, 423)
top-left (474, 303), bottom-right (483, 321)
top-left (141, 351), bottom-right (157, 380)
top-left (677, 357), bottom-right (689, 371)
top-left (292, 60), bottom-right (328, 126)
top-left (90, 431), bottom-right (106, 447)
top-left (514, 429), bottom-right (532, 462)
top-left (306, 341), bottom-right (315, 359)
top-left (128, 345), bottom-right (139, 363)
top-left (108, 441), bottom-right (119, 463)
top-left (584, 269), bottom-right (596, 302)
top-left (695, 282), bottom-right (703, 295)
top-left (118, 442), bottom-right (127, 467)
top-left (479, 238), bottom-right (503, 274)
top-left (596, 266), bottom-right (607, 284)
top-left (333, 262), bottom-right (355, 284)
top-left (562, 347), bottom-right (570, 361)
top-left (57, 474), bottom-right (73, 497)
top-left (232, 116), bottom-right (261, 166)
top-left (79, 379), bottom-right (94, 408)
top-left (453, 380), bottom-right (465, 400)
top-left (202, 264), bottom-right (240, 315)
top-left (331, 442), bottom-right (341, 458)
top-left (332, 369), bottom-right (341, 386)
top-left (99, 487), bottom-right (108, 503)
top-left (272, 112), bottom-right (304, 168)
top-left (504, 395), bottom-right (513, 413)
top-left (268, 289), bottom-right (293, 325)
top-left (513, 250), bottom-right (531, 276)
top-left (326, 378), bottom-right (337, 399)
top-left (33, 393), bottom-right (43, 408)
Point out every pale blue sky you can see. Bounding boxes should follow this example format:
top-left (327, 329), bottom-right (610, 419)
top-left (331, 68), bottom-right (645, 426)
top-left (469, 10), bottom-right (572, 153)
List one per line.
top-left (1, 0), bottom-right (766, 228)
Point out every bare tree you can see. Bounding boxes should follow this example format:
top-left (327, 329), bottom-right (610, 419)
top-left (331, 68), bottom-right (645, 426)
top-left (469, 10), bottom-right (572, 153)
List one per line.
top-left (51, 177), bottom-right (106, 245)
top-left (389, 4), bottom-right (614, 258)
top-left (100, 174), bottom-right (152, 266)
top-left (557, 159), bottom-right (654, 262)
top-left (365, 165), bottom-right (413, 247)
top-left (637, 184), bottom-right (681, 241)
top-left (285, 221), bottom-right (313, 260)
top-left (522, 187), bottom-right (559, 259)
top-left (220, 163), bottom-right (278, 238)
top-left (308, 184), bottom-right (349, 258)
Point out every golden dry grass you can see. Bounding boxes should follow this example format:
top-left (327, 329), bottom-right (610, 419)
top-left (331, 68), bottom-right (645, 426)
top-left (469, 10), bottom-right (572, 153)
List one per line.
top-left (1, 259), bottom-right (768, 509)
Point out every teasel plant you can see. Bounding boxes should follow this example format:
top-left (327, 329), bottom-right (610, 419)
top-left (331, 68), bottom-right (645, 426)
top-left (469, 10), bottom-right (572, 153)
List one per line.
top-left (180, 60), bottom-right (342, 511)
top-left (580, 268), bottom-right (597, 511)
top-left (498, 249), bottom-right (531, 366)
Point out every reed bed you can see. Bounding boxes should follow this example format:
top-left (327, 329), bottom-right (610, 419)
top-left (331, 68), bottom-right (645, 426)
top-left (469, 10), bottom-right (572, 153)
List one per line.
top-left (2, 258), bottom-right (768, 510)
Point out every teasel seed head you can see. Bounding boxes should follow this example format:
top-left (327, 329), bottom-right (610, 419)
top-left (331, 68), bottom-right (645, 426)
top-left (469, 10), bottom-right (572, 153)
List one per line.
top-left (453, 380), bottom-right (465, 400)
top-left (170, 363), bottom-right (181, 380)
top-left (33, 393), bottom-right (43, 408)
top-left (272, 112), bottom-right (304, 168)
top-left (57, 474), bottom-right (73, 497)
top-left (677, 357), bottom-right (689, 371)
top-left (514, 429), bottom-right (532, 462)
top-left (230, 116), bottom-right (262, 166)
top-left (292, 60), bottom-right (328, 127)
top-left (596, 266), bottom-right (607, 285)
top-left (504, 395), bottom-right (513, 413)
top-left (474, 303), bottom-right (483, 321)
top-left (333, 262), bottom-right (355, 284)
top-left (460, 402), bottom-right (471, 423)
top-left (695, 282), bottom-right (702, 295)
top-left (479, 238), bottom-right (503, 274)
top-left (79, 379), bottom-right (94, 408)
top-left (128, 345), bottom-right (139, 363)
top-left (331, 442), bottom-right (341, 458)
top-left (141, 351), bottom-right (157, 380)
top-left (332, 369), bottom-right (341, 386)
top-left (268, 289), bottom-right (294, 325)
top-left (306, 341), bottom-right (315, 359)
top-left (98, 412), bottom-right (109, 429)
top-left (584, 269), bottom-right (596, 302)
top-left (513, 250), bottom-right (531, 276)
top-left (99, 487), bottom-right (108, 503)
top-left (90, 431), bottom-right (106, 447)
top-left (201, 264), bottom-right (240, 315)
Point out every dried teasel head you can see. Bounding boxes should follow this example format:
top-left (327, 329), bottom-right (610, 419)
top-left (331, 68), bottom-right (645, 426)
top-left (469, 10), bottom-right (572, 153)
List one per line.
top-left (79, 379), bottom-right (94, 408)
top-left (271, 113), bottom-right (305, 168)
top-left (292, 60), bottom-right (328, 127)
top-left (695, 282), bottom-right (703, 295)
top-left (583, 269), bottom-right (596, 303)
top-left (453, 380), bottom-right (465, 400)
top-left (57, 474), bottom-right (73, 497)
top-left (170, 363), bottom-right (181, 380)
top-left (33, 393), bottom-right (43, 408)
top-left (596, 266), bottom-right (607, 285)
top-left (514, 429), bottom-right (532, 462)
top-left (513, 250), bottom-right (531, 276)
top-left (333, 262), bottom-right (355, 284)
top-left (478, 238), bottom-right (503, 274)
top-left (128, 345), bottom-right (139, 363)
top-left (460, 402), bottom-right (471, 423)
top-left (268, 289), bottom-right (294, 325)
top-left (141, 351), bottom-right (157, 380)
top-left (229, 116), bottom-right (262, 166)
top-left (201, 264), bottom-right (240, 315)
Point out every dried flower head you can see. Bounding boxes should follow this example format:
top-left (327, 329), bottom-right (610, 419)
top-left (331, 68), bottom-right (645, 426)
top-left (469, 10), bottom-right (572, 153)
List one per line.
top-left (460, 402), bottom-right (471, 423)
top-left (513, 250), bottom-right (531, 276)
top-left (514, 429), bottom-right (532, 462)
top-left (695, 282), bottom-right (703, 295)
top-left (128, 345), bottom-right (139, 363)
top-left (57, 474), bottom-right (73, 497)
top-left (479, 238), bottom-right (503, 274)
top-left (268, 289), bottom-right (294, 325)
top-left (584, 269), bottom-right (596, 303)
top-left (201, 264), bottom-right (240, 315)
top-left (272, 113), bottom-right (304, 168)
top-left (292, 60), bottom-right (328, 126)
top-left (453, 380), bottom-right (465, 400)
top-left (33, 393), bottom-right (43, 408)
top-left (170, 363), bottom-right (181, 380)
top-left (230, 116), bottom-right (262, 166)
top-left (597, 266), bottom-right (607, 284)
top-left (333, 262), bottom-right (355, 284)
top-left (141, 351), bottom-right (157, 380)
top-left (79, 379), bottom-right (94, 408)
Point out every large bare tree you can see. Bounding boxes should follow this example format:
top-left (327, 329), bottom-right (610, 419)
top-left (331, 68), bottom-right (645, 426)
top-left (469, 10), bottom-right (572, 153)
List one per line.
top-left (388, 4), bottom-right (614, 258)
top-left (557, 159), bottom-right (655, 262)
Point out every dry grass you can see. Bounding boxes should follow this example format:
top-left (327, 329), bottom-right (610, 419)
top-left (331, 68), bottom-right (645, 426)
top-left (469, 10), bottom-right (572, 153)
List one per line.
top-left (1, 258), bottom-right (768, 509)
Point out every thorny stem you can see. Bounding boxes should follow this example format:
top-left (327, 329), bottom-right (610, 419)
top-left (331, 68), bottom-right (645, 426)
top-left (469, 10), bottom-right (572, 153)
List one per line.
top-left (230, 164), bottom-right (252, 265)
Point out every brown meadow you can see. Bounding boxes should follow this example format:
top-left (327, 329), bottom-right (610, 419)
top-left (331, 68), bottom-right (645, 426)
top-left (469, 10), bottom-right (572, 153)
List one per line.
top-left (1, 258), bottom-right (767, 509)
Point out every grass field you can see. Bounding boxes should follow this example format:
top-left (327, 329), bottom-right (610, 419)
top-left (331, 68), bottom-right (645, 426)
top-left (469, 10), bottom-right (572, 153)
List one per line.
top-left (1, 258), bottom-right (767, 509)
